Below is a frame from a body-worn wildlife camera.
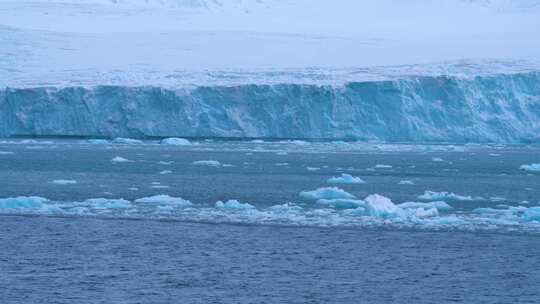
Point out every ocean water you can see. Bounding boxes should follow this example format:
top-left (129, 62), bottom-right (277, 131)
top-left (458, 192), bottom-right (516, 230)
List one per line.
top-left (0, 139), bottom-right (539, 303)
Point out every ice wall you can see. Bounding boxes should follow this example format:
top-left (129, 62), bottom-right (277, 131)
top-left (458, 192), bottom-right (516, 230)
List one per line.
top-left (1, 72), bottom-right (539, 142)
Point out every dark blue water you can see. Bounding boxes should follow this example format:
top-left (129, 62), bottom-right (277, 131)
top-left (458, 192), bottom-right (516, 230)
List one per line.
top-left (0, 140), bottom-right (539, 303)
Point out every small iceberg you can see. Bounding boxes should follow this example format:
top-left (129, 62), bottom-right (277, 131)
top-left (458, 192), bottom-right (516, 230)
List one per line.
top-left (111, 156), bottom-right (130, 163)
top-left (84, 198), bottom-right (132, 209)
top-left (300, 187), bottom-right (355, 200)
top-left (522, 207), bottom-right (540, 222)
top-left (0, 196), bottom-right (49, 210)
top-left (398, 180), bottom-right (414, 185)
top-left (135, 195), bottom-right (193, 207)
top-left (112, 137), bottom-right (143, 145)
top-left (398, 201), bottom-right (453, 211)
top-left (316, 198), bottom-right (365, 209)
top-left (520, 163), bottom-right (540, 172)
top-left (50, 179), bottom-right (77, 185)
top-left (418, 190), bottom-right (477, 202)
top-left (349, 194), bottom-right (404, 219)
top-left (192, 160), bottom-right (221, 167)
top-left (327, 174), bottom-right (365, 184)
top-left (215, 200), bottom-right (255, 210)
top-left (160, 137), bottom-right (191, 146)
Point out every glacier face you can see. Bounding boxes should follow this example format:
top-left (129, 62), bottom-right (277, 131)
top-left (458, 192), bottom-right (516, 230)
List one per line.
top-left (1, 72), bottom-right (540, 143)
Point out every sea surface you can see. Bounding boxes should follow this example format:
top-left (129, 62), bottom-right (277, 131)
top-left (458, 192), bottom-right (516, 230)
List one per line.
top-left (0, 139), bottom-right (539, 303)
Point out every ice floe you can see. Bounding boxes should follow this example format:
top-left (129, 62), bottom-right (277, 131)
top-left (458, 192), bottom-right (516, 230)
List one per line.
top-left (160, 137), bottom-right (191, 146)
top-left (192, 160), bottom-right (221, 167)
top-left (50, 179), bottom-right (77, 185)
top-left (327, 174), bottom-right (365, 184)
top-left (520, 163), bottom-right (540, 172)
top-left (215, 200), bottom-right (255, 210)
top-left (112, 138), bottom-right (143, 145)
top-left (398, 180), bottom-right (414, 185)
top-left (111, 156), bottom-right (130, 162)
top-left (300, 187), bottom-right (355, 200)
top-left (135, 195), bottom-right (193, 207)
top-left (418, 191), bottom-right (481, 202)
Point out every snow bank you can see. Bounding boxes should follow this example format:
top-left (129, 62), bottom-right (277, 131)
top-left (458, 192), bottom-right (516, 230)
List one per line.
top-left (300, 187), bottom-right (355, 200)
top-left (327, 174), bottom-right (365, 184)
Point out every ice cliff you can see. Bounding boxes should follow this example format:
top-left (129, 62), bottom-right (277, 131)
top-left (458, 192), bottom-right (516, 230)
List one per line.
top-left (1, 72), bottom-right (539, 143)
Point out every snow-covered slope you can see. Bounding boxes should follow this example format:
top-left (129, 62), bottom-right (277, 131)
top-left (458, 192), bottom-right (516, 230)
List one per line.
top-left (2, 0), bottom-right (540, 87)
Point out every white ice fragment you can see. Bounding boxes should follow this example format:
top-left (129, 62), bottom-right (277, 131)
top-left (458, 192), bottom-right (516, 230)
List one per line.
top-left (520, 163), bottom-right (540, 172)
top-left (112, 137), bottom-right (143, 145)
top-left (327, 174), bottom-right (365, 184)
top-left (215, 200), bottom-right (255, 210)
top-left (50, 179), bottom-right (77, 185)
top-left (0, 196), bottom-right (49, 210)
top-left (135, 195), bottom-right (192, 207)
top-left (398, 201), bottom-right (452, 211)
top-left (159, 170), bottom-right (172, 175)
top-left (398, 180), bottom-right (414, 185)
top-left (418, 190), bottom-right (478, 202)
top-left (300, 187), bottom-right (355, 200)
top-left (160, 137), bottom-right (191, 146)
top-left (192, 160), bottom-right (221, 167)
top-left (111, 156), bottom-right (130, 162)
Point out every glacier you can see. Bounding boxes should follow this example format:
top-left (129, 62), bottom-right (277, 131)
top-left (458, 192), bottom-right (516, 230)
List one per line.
top-left (1, 72), bottom-right (540, 143)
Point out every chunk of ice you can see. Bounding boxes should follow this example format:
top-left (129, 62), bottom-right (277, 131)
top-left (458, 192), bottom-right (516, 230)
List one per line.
top-left (327, 173), bottom-right (365, 184)
top-left (300, 187), bottom-right (355, 200)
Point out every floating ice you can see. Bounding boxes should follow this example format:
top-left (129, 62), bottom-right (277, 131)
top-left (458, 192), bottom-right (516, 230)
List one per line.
top-left (158, 161), bottom-right (174, 165)
top-left (0, 151), bottom-right (14, 155)
top-left (160, 137), bottom-right (191, 146)
top-left (418, 191), bottom-right (478, 202)
top-left (327, 174), bottom-right (365, 184)
top-left (50, 179), bottom-right (77, 185)
top-left (432, 157), bottom-right (444, 162)
top-left (306, 167), bottom-right (320, 171)
top-left (398, 180), bottom-right (414, 185)
top-left (267, 203), bottom-right (303, 212)
top-left (374, 164), bottom-right (392, 169)
top-left (83, 198), bottom-right (132, 209)
top-left (398, 201), bottom-right (453, 211)
top-left (112, 138), bottom-right (143, 145)
top-left (413, 208), bottom-right (440, 218)
top-left (192, 160), bottom-right (221, 167)
top-left (111, 156), bottom-right (130, 162)
top-left (520, 163), bottom-right (540, 172)
top-left (0, 196), bottom-right (49, 210)
top-left (522, 207), bottom-right (540, 222)
top-left (316, 198), bottom-right (365, 209)
top-left (300, 187), bottom-right (355, 200)
top-left (159, 170), bottom-right (172, 175)
top-left (215, 200), bottom-right (255, 210)
top-left (135, 195), bottom-right (193, 207)
top-left (86, 139), bottom-right (109, 144)
top-left (350, 194), bottom-right (404, 218)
